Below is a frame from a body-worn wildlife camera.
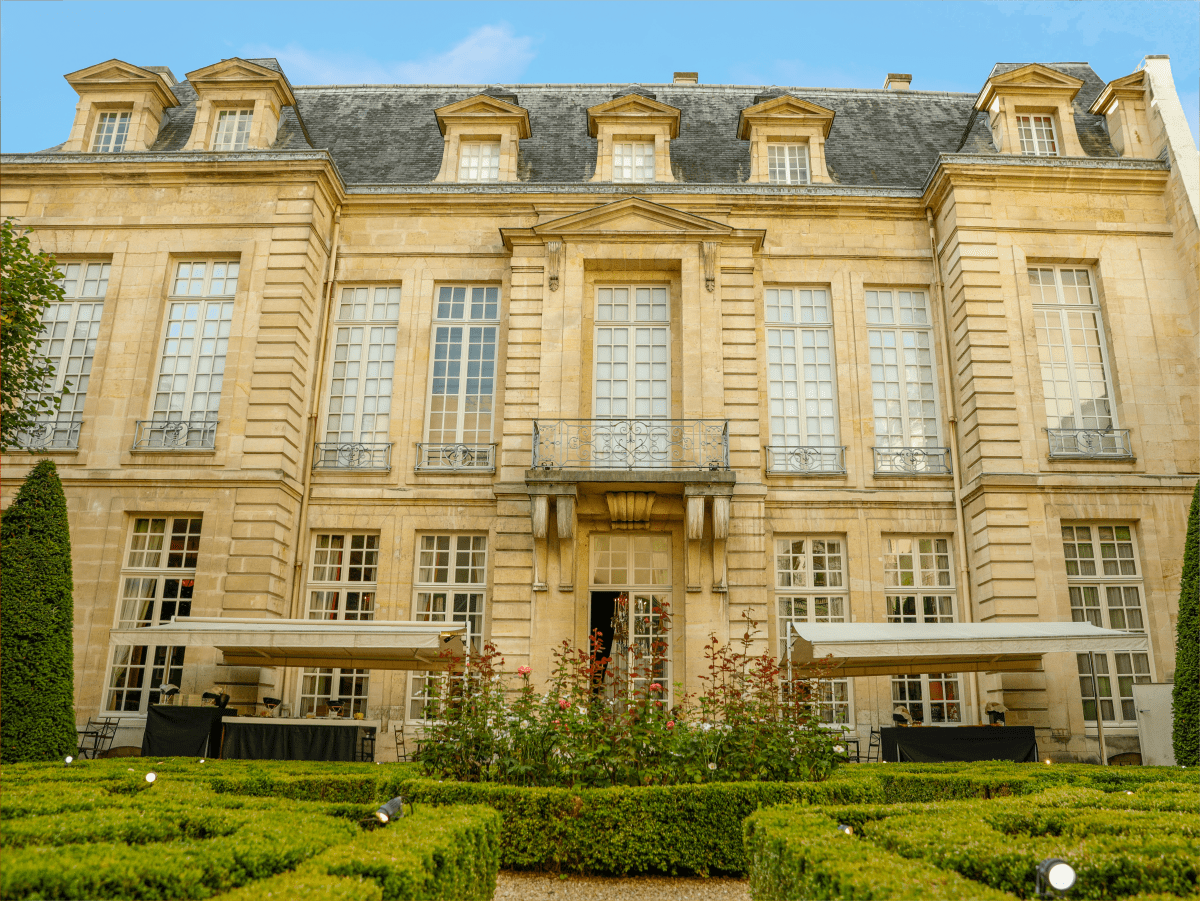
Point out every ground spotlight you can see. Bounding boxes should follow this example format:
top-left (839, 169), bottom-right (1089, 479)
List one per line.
top-left (64, 756), bottom-right (74, 766)
top-left (1035, 858), bottom-right (1076, 897)
top-left (145, 772), bottom-right (157, 784)
top-left (375, 796), bottom-right (406, 824)
top-left (836, 823), bottom-right (853, 836)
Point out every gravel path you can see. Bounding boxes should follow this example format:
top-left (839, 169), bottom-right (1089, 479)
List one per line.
top-left (494, 871), bottom-right (751, 901)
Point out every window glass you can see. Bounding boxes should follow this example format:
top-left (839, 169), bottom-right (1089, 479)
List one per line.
top-left (213, 109), bottom-right (253, 151)
top-left (92, 111), bottom-right (131, 152)
top-left (767, 143), bottom-right (809, 184)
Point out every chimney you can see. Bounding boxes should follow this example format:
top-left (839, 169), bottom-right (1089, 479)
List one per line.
top-left (673, 72), bottom-right (699, 85)
top-left (884, 73), bottom-right (912, 91)
top-left (142, 66), bottom-right (178, 87)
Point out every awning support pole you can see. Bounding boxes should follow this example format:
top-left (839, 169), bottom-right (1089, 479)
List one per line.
top-left (1088, 651), bottom-right (1109, 766)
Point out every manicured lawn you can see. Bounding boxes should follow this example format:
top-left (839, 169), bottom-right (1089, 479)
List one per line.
top-left (1, 757), bottom-right (1195, 899)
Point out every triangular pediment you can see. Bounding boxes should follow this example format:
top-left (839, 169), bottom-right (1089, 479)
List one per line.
top-left (587, 95), bottom-right (681, 137)
top-left (534, 198), bottom-right (733, 237)
top-left (1089, 71), bottom-right (1146, 114)
top-left (737, 95), bottom-right (836, 139)
top-left (185, 58), bottom-right (295, 105)
top-left (435, 94), bottom-right (531, 137)
top-left (977, 64), bottom-right (1083, 109)
top-left (65, 59), bottom-right (179, 108)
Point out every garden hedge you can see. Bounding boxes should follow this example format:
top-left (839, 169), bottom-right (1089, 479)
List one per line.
top-left (0, 459), bottom-right (77, 763)
top-left (1174, 480), bottom-right (1199, 766)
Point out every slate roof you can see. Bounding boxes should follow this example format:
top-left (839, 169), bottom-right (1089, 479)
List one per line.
top-left (45, 59), bottom-right (1127, 187)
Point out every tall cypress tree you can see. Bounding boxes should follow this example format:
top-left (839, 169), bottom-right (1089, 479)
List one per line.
top-left (1, 459), bottom-right (76, 762)
top-left (1173, 481), bottom-right (1199, 766)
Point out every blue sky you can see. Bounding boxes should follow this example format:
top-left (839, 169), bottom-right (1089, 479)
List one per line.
top-left (1, 0), bottom-right (1197, 153)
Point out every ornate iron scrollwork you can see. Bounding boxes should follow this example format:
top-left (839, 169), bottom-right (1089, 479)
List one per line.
top-left (533, 419), bottom-right (729, 471)
top-left (766, 445), bottom-right (847, 474)
top-left (312, 442), bottom-right (392, 470)
top-left (1046, 428), bottom-right (1132, 459)
top-left (133, 419), bottom-right (218, 450)
top-left (415, 443), bottom-right (496, 472)
top-left (872, 446), bottom-right (952, 475)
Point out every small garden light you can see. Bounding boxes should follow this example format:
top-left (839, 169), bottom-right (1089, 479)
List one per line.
top-left (1035, 858), bottom-right (1075, 897)
top-left (375, 796), bottom-right (406, 824)
top-left (64, 756), bottom-right (73, 766)
top-left (145, 773), bottom-right (157, 784)
top-left (836, 824), bottom-right (853, 836)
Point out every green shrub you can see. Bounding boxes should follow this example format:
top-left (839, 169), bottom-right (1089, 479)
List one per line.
top-left (1, 460), bottom-right (76, 763)
top-left (213, 866), bottom-right (384, 901)
top-left (1174, 481), bottom-right (1199, 767)
top-left (744, 806), bottom-right (1013, 901)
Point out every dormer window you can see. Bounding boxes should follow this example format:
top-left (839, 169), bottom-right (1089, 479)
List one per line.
top-left (213, 109), bottom-right (253, 151)
top-left (613, 141), bottom-right (655, 182)
top-left (1017, 115), bottom-right (1058, 156)
top-left (767, 143), bottom-right (810, 184)
top-left (458, 141), bottom-right (501, 181)
top-left (91, 111), bottom-right (131, 152)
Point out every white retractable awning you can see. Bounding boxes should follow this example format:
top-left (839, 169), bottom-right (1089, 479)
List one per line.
top-left (789, 622), bottom-right (1149, 677)
top-left (109, 617), bottom-right (467, 671)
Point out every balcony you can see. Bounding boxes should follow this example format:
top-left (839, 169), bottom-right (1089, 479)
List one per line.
top-left (872, 446), bottom-right (952, 476)
top-left (765, 445), bottom-right (847, 475)
top-left (312, 441), bottom-right (392, 471)
top-left (13, 420), bottom-right (81, 451)
top-left (532, 419), bottom-right (729, 471)
top-left (415, 443), bottom-right (496, 472)
top-left (133, 418), bottom-right (217, 451)
top-left (1046, 428), bottom-right (1133, 460)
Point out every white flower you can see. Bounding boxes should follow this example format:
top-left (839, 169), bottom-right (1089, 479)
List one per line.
top-left (708, 762), bottom-right (717, 770)
top-left (834, 745), bottom-right (845, 754)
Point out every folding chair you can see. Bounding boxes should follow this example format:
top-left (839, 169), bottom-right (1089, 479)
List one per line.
top-left (865, 728), bottom-right (881, 763)
top-left (357, 727), bottom-right (377, 762)
top-left (393, 724), bottom-right (408, 762)
top-left (77, 718), bottom-right (119, 759)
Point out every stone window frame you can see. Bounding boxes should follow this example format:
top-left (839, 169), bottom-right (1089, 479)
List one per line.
top-left (766, 142), bottom-right (811, 184)
top-left (736, 94), bottom-right (835, 184)
top-left (211, 107), bottom-right (255, 152)
top-left (321, 285), bottom-right (401, 450)
top-left (91, 110), bottom-right (132, 152)
top-left (587, 93), bottom-right (680, 183)
top-left (763, 285), bottom-right (840, 455)
top-left (433, 94), bottom-right (531, 184)
top-left (62, 60), bottom-right (179, 154)
top-left (457, 140), bottom-right (502, 182)
top-left (975, 63), bottom-right (1085, 157)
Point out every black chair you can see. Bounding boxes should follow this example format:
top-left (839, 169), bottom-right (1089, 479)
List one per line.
top-left (393, 725), bottom-right (408, 762)
top-left (865, 728), bottom-right (881, 763)
top-left (77, 718), bottom-right (119, 759)
top-left (357, 727), bottom-right (376, 762)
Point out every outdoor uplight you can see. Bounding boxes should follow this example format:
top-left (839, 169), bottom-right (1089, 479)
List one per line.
top-left (836, 824), bottom-right (853, 836)
top-left (145, 773), bottom-right (157, 784)
top-left (375, 796), bottom-right (407, 824)
top-left (1035, 858), bottom-right (1076, 897)
top-left (64, 756), bottom-right (74, 766)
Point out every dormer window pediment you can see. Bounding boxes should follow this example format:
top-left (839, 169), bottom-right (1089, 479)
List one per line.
top-left (1089, 71), bottom-right (1153, 159)
top-left (62, 59), bottom-right (179, 153)
top-left (586, 95), bottom-right (681, 183)
top-left (433, 94), bottom-right (531, 183)
top-left (182, 58), bottom-right (296, 151)
top-left (737, 95), bottom-right (835, 184)
top-left (975, 64), bottom-right (1085, 157)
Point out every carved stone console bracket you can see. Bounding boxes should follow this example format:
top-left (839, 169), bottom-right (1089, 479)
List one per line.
top-left (606, 491), bottom-right (655, 530)
top-left (685, 495), bottom-right (705, 592)
top-left (530, 494), bottom-right (549, 591)
top-left (684, 486), bottom-right (732, 593)
top-left (556, 493), bottom-right (576, 591)
top-left (700, 241), bottom-right (718, 292)
top-left (546, 240), bottom-right (563, 291)
top-left (712, 494), bottom-right (731, 593)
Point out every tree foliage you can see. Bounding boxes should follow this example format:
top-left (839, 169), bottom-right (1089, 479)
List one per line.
top-left (1172, 481), bottom-right (1199, 766)
top-left (1, 217), bottom-right (66, 450)
top-left (1, 459), bottom-right (77, 762)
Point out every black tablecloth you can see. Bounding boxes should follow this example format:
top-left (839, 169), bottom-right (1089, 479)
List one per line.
top-left (142, 706), bottom-right (235, 757)
top-left (222, 721), bottom-right (361, 761)
top-left (881, 725), bottom-right (1038, 762)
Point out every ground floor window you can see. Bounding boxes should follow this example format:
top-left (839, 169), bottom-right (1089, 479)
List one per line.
top-left (299, 668), bottom-right (369, 717)
top-left (891, 672), bottom-right (962, 724)
top-left (1078, 651), bottom-right (1150, 725)
top-left (105, 644), bottom-right (185, 712)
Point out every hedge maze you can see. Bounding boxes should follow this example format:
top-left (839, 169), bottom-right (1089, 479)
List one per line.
top-left (1, 758), bottom-right (1195, 900)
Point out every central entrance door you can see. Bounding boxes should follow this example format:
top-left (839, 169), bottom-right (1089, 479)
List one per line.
top-left (590, 533), bottom-right (671, 695)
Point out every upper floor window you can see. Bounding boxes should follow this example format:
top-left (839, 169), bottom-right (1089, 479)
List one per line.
top-left (424, 286), bottom-right (499, 453)
top-left (613, 142), bottom-right (655, 182)
top-left (92, 111), bottom-right (131, 152)
top-left (767, 144), bottom-right (810, 184)
top-left (105, 517), bottom-right (202, 713)
top-left (1017, 115), bottom-right (1058, 156)
top-left (458, 141), bottom-right (501, 182)
top-left (213, 109), bottom-right (253, 151)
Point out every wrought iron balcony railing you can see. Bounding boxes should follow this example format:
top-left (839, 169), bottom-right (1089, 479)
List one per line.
top-left (415, 443), bottom-right (496, 472)
top-left (312, 441), bottom-right (393, 470)
top-left (14, 420), bottom-right (81, 451)
top-left (1046, 428), bottom-right (1133, 459)
top-left (133, 419), bottom-right (217, 451)
top-left (533, 419), bottom-right (730, 471)
top-left (872, 446), bottom-right (952, 475)
top-left (766, 445), bottom-right (847, 474)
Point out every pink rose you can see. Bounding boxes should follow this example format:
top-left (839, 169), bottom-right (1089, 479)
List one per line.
top-left (649, 683), bottom-right (662, 692)
top-left (558, 698), bottom-right (569, 709)
top-left (667, 721), bottom-right (675, 730)
top-left (517, 666), bottom-right (532, 676)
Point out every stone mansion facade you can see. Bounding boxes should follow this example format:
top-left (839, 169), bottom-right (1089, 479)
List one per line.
top-left (1, 55), bottom-right (1196, 762)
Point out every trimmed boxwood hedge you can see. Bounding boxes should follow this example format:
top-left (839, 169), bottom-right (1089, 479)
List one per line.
top-left (1174, 481), bottom-right (1200, 767)
top-left (0, 459), bottom-right (77, 763)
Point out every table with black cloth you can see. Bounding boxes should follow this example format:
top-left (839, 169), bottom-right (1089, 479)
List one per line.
top-left (880, 725), bottom-right (1039, 763)
top-left (142, 705), bottom-right (236, 757)
top-left (221, 717), bottom-right (379, 761)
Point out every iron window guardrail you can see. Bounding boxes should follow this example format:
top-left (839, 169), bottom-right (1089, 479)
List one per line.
top-left (532, 419), bottom-right (730, 471)
top-left (765, 445), bottom-right (847, 474)
top-left (13, 420), bottom-right (82, 451)
top-left (1046, 428), bottom-right (1133, 459)
top-left (312, 441), bottom-right (393, 470)
top-left (872, 446), bottom-right (953, 475)
top-left (133, 419), bottom-right (218, 451)
top-left (415, 443), bottom-right (496, 472)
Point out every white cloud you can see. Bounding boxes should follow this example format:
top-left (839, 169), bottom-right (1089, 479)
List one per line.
top-left (242, 24), bottom-right (535, 85)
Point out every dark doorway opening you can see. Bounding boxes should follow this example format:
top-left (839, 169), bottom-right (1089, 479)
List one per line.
top-left (589, 591), bottom-right (620, 686)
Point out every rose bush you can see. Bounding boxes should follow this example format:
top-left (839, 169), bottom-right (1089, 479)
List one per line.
top-left (418, 612), bottom-right (843, 787)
